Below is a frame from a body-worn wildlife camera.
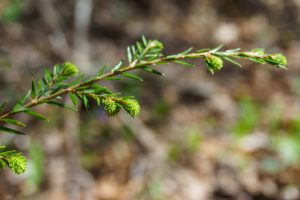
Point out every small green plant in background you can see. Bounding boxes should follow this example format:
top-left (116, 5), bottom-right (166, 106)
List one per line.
top-left (0, 0), bottom-right (23, 22)
top-left (231, 97), bottom-right (300, 169)
top-left (168, 129), bottom-right (203, 163)
top-left (232, 97), bottom-right (261, 138)
top-left (272, 116), bottom-right (300, 166)
top-left (27, 142), bottom-right (44, 190)
top-left (0, 36), bottom-right (287, 174)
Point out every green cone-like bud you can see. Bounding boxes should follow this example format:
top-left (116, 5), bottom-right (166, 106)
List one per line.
top-left (62, 62), bottom-right (79, 76)
top-left (270, 53), bottom-right (287, 68)
top-left (120, 98), bottom-right (140, 117)
top-left (205, 55), bottom-right (223, 74)
top-left (148, 40), bottom-right (164, 50)
top-left (101, 97), bottom-right (120, 116)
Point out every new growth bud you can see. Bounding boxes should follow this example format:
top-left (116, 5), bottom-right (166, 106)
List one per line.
top-left (7, 154), bottom-right (26, 175)
top-left (121, 98), bottom-right (140, 117)
top-left (148, 40), bottom-right (164, 50)
top-left (62, 62), bottom-right (79, 76)
top-left (270, 53), bottom-right (287, 68)
top-left (101, 97), bottom-right (120, 116)
top-left (204, 55), bottom-right (223, 74)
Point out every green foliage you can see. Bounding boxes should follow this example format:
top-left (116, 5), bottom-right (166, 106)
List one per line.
top-left (152, 100), bottom-right (170, 120)
top-left (270, 115), bottom-right (300, 166)
top-left (0, 36), bottom-right (287, 174)
top-left (0, 146), bottom-right (26, 174)
top-left (232, 97), bottom-right (261, 137)
top-left (27, 142), bottom-right (44, 189)
top-left (127, 36), bottom-right (164, 64)
top-left (0, 125), bottom-right (26, 135)
top-left (274, 135), bottom-right (300, 165)
top-left (232, 98), bottom-right (300, 167)
top-left (237, 49), bottom-right (287, 69)
top-left (168, 129), bottom-right (203, 162)
top-left (0, 0), bottom-right (23, 22)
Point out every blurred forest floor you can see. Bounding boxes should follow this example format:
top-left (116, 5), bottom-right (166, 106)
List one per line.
top-left (1, 0), bottom-right (300, 200)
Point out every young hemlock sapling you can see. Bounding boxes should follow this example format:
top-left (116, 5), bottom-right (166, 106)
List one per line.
top-left (0, 36), bottom-right (287, 174)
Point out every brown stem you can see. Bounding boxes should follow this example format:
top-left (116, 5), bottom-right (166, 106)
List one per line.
top-left (0, 50), bottom-right (234, 121)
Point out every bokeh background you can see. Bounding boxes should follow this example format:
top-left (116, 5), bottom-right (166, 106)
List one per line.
top-left (1, 0), bottom-right (300, 199)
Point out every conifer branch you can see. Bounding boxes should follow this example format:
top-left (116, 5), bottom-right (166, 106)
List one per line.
top-left (0, 36), bottom-right (287, 174)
